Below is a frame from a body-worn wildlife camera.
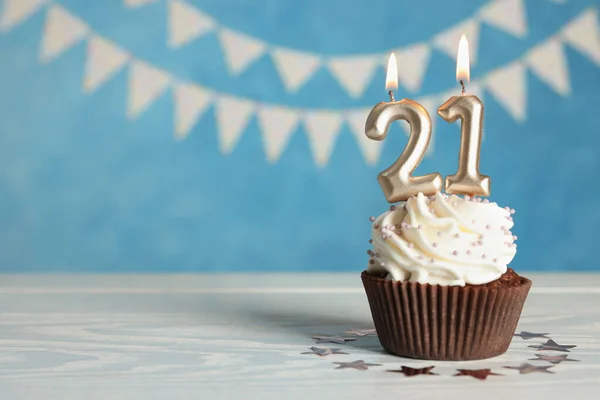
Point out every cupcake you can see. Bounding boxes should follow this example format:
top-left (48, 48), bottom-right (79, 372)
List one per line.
top-left (362, 192), bottom-right (531, 361)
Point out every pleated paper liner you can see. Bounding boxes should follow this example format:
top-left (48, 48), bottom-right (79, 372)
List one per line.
top-left (361, 270), bottom-right (532, 361)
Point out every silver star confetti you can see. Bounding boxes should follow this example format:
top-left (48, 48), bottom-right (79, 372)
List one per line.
top-left (513, 331), bottom-right (550, 340)
top-left (342, 328), bottom-right (377, 337)
top-left (333, 360), bottom-right (381, 370)
top-left (301, 347), bottom-right (348, 357)
top-left (529, 354), bottom-right (580, 364)
top-left (528, 339), bottom-right (576, 352)
top-left (312, 335), bottom-right (357, 344)
top-left (504, 363), bottom-right (555, 374)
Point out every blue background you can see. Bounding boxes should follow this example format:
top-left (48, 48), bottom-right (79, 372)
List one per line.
top-left (0, 0), bottom-right (599, 272)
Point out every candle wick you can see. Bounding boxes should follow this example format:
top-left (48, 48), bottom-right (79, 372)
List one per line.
top-left (460, 80), bottom-right (466, 95)
top-left (388, 90), bottom-right (395, 102)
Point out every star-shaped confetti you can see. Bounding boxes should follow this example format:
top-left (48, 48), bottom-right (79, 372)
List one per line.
top-left (312, 335), bottom-right (357, 344)
top-left (301, 347), bottom-right (348, 357)
top-left (504, 363), bottom-right (555, 374)
top-left (513, 331), bottom-right (550, 340)
top-left (528, 339), bottom-right (577, 352)
top-left (529, 353), bottom-right (580, 364)
top-left (332, 360), bottom-right (381, 370)
top-left (342, 328), bottom-right (377, 337)
top-left (454, 368), bottom-right (503, 380)
top-left (387, 366), bottom-right (437, 377)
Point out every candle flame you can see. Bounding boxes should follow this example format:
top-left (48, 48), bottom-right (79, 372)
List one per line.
top-left (456, 34), bottom-right (470, 82)
top-left (385, 53), bottom-right (398, 91)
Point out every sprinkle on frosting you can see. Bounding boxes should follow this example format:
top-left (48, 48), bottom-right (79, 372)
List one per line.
top-left (367, 192), bottom-right (517, 286)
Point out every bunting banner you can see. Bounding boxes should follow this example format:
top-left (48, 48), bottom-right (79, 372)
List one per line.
top-left (2, 1), bottom-right (600, 167)
top-left (32, 0), bottom-right (580, 101)
top-left (157, 0), bottom-right (536, 95)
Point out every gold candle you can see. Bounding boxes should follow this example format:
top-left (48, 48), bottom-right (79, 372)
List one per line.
top-left (437, 35), bottom-right (491, 197)
top-left (365, 54), bottom-right (442, 203)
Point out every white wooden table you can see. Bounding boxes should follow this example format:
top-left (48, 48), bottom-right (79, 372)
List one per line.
top-left (0, 273), bottom-right (599, 399)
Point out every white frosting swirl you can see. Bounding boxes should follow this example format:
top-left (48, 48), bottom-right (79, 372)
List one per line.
top-left (367, 192), bottom-right (517, 286)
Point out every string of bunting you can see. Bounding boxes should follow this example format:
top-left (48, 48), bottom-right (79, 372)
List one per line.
top-left (1, 1), bottom-right (599, 167)
top-left (161, 0), bottom-right (519, 97)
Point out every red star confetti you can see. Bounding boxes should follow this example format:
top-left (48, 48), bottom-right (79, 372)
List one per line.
top-left (528, 339), bottom-right (576, 352)
top-left (454, 368), bottom-right (503, 380)
top-left (387, 366), bottom-right (437, 377)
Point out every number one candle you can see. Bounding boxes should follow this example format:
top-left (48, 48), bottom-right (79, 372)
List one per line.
top-left (437, 35), bottom-right (491, 197)
top-left (365, 54), bottom-right (442, 203)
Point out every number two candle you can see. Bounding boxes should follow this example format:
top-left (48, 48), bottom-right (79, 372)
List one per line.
top-left (365, 54), bottom-right (443, 202)
top-left (365, 35), bottom-right (490, 203)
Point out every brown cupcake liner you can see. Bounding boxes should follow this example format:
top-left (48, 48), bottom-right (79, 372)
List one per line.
top-left (361, 270), bottom-right (532, 361)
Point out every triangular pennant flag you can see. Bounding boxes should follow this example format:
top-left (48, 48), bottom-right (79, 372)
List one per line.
top-left (562, 8), bottom-right (600, 66)
top-left (83, 36), bottom-right (129, 93)
top-left (328, 56), bottom-right (379, 98)
top-left (124, 0), bottom-right (159, 7)
top-left (347, 108), bottom-right (384, 165)
top-left (216, 95), bottom-right (255, 154)
top-left (526, 37), bottom-right (570, 96)
top-left (271, 47), bottom-right (321, 92)
top-left (485, 61), bottom-right (526, 121)
top-left (39, 5), bottom-right (89, 63)
top-left (393, 43), bottom-right (431, 93)
top-left (0, 0), bottom-right (48, 32)
top-left (304, 111), bottom-right (343, 167)
top-left (127, 61), bottom-right (171, 119)
top-left (218, 28), bottom-right (267, 75)
top-left (167, 0), bottom-right (216, 49)
top-left (173, 83), bottom-right (213, 139)
top-left (433, 19), bottom-right (480, 63)
top-left (257, 105), bottom-right (300, 163)
top-left (479, 0), bottom-right (527, 38)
